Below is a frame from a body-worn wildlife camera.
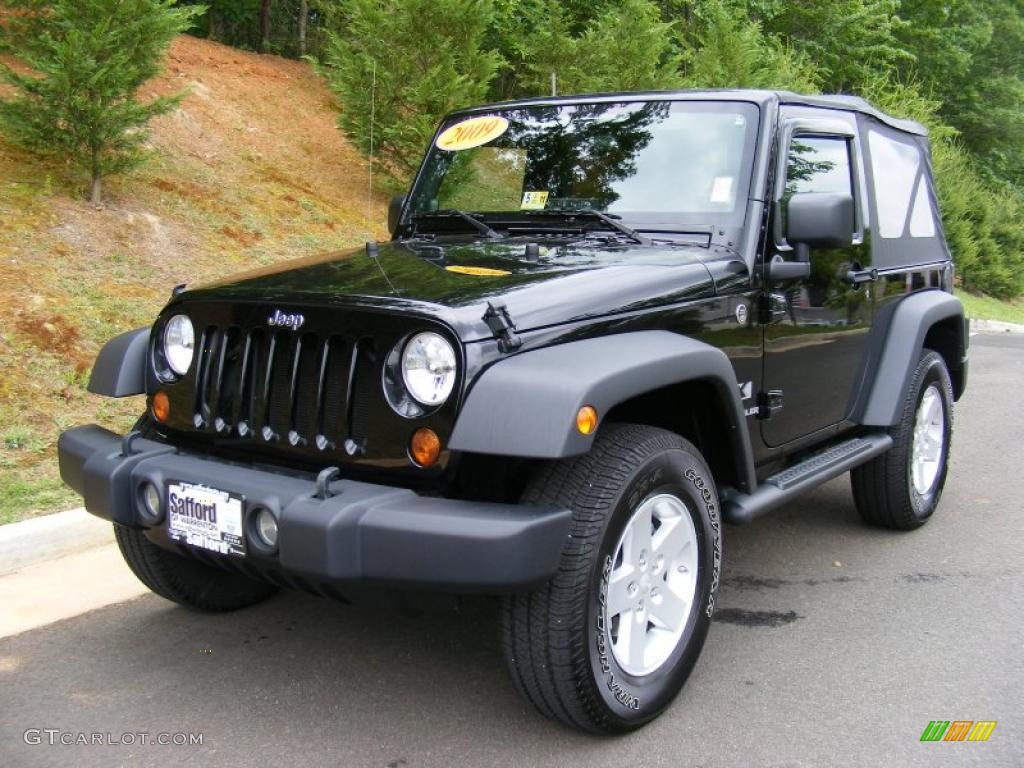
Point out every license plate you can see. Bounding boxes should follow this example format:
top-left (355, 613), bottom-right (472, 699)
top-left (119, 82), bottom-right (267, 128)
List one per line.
top-left (166, 481), bottom-right (245, 556)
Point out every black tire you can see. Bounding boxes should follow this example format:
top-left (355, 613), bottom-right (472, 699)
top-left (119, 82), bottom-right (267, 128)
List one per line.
top-left (499, 423), bottom-right (723, 734)
top-left (114, 524), bottom-right (277, 611)
top-left (851, 349), bottom-right (954, 530)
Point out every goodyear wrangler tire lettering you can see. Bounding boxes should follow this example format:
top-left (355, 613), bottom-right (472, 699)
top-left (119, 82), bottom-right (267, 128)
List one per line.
top-left (685, 467), bottom-right (722, 617)
top-left (500, 423), bottom-right (721, 733)
top-left (596, 555), bottom-right (640, 710)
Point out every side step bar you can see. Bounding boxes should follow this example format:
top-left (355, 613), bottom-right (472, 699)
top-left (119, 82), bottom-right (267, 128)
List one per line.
top-left (722, 433), bottom-right (893, 525)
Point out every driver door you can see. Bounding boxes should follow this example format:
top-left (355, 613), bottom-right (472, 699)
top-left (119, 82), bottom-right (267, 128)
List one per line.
top-left (760, 115), bottom-right (874, 447)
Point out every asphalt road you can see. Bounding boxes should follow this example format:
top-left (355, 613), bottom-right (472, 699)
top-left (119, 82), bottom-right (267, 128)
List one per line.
top-left (2, 334), bottom-right (1022, 768)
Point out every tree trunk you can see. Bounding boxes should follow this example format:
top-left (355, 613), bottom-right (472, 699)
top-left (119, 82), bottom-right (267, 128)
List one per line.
top-left (259, 0), bottom-right (272, 53)
top-left (91, 149), bottom-right (102, 206)
top-left (298, 0), bottom-right (308, 56)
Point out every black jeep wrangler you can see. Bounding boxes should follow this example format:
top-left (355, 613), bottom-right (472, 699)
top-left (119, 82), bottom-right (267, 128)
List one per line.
top-left (58, 90), bottom-right (968, 734)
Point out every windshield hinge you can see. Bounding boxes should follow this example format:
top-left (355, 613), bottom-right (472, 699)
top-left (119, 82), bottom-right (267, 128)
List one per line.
top-left (483, 301), bottom-right (522, 353)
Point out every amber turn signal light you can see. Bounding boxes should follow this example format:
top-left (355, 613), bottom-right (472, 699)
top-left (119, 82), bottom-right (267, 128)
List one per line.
top-left (410, 427), bottom-right (442, 467)
top-left (152, 391), bottom-right (170, 423)
top-left (576, 405), bottom-right (598, 435)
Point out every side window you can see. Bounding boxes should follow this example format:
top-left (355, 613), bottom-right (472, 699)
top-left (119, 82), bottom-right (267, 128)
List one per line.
top-left (785, 136), bottom-right (853, 198)
top-left (867, 130), bottom-right (935, 239)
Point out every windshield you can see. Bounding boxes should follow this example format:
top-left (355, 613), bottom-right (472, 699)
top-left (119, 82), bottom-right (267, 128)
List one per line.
top-left (406, 100), bottom-right (760, 235)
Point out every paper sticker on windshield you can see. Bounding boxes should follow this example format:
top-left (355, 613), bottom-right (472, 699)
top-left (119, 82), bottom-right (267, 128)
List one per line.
top-left (710, 176), bottom-right (734, 204)
top-left (445, 265), bottom-right (511, 277)
top-left (436, 115), bottom-right (509, 151)
top-left (520, 191), bottom-right (549, 210)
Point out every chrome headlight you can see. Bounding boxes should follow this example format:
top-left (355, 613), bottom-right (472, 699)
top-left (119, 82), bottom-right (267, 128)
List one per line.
top-left (163, 314), bottom-right (195, 376)
top-left (401, 332), bottom-right (456, 406)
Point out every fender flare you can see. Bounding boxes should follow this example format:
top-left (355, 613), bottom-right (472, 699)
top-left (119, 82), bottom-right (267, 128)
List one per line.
top-left (450, 330), bottom-right (757, 492)
top-left (859, 290), bottom-right (965, 427)
top-left (87, 327), bottom-right (150, 397)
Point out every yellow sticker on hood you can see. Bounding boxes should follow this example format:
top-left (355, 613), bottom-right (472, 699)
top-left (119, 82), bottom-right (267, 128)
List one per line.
top-left (445, 265), bottom-right (511, 277)
top-left (436, 115), bottom-right (509, 151)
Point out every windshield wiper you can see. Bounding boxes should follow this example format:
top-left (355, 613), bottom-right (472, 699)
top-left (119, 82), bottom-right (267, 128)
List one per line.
top-left (413, 209), bottom-right (503, 239)
top-left (539, 208), bottom-right (651, 246)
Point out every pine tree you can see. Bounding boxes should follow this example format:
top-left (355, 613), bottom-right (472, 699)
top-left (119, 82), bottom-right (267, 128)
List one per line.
top-left (319, 0), bottom-right (501, 186)
top-left (679, 1), bottom-right (819, 93)
top-left (0, 0), bottom-right (201, 204)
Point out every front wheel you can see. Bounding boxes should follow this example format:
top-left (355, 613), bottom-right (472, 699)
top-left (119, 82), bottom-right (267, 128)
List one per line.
top-left (499, 424), bottom-right (723, 733)
top-left (115, 524), bottom-right (277, 611)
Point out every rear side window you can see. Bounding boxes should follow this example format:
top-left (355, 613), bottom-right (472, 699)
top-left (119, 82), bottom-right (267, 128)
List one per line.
top-left (868, 130), bottom-right (936, 239)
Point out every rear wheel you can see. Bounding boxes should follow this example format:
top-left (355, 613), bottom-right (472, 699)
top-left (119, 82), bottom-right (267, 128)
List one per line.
top-left (115, 524), bottom-right (276, 611)
top-left (500, 423), bottom-right (722, 733)
top-left (851, 349), bottom-right (953, 529)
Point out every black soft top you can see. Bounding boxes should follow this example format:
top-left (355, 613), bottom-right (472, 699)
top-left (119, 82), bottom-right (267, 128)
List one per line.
top-left (450, 89), bottom-right (927, 137)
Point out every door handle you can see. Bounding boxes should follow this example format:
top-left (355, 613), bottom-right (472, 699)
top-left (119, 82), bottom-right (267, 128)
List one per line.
top-left (844, 268), bottom-right (877, 285)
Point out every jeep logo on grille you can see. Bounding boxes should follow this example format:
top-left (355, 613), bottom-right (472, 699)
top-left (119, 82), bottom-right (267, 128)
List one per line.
top-left (267, 309), bottom-right (305, 331)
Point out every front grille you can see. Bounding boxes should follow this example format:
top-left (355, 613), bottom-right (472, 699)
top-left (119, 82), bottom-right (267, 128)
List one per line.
top-left (155, 300), bottom-right (461, 476)
top-left (190, 324), bottom-right (376, 453)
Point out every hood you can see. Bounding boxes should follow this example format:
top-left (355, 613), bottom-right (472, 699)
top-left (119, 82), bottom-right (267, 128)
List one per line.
top-left (176, 239), bottom-right (720, 341)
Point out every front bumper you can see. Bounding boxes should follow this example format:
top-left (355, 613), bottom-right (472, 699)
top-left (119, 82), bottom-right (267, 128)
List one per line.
top-left (58, 425), bottom-right (571, 593)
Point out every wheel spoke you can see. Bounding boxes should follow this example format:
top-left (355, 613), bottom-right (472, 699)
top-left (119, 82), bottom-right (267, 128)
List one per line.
top-left (652, 516), bottom-right (692, 561)
top-left (613, 609), bottom-right (646, 670)
top-left (605, 566), bottom-right (636, 617)
top-left (924, 391), bottom-right (941, 426)
top-left (626, 614), bottom-right (648, 669)
top-left (622, 503), bottom-right (653, 564)
top-left (649, 585), bottom-right (688, 630)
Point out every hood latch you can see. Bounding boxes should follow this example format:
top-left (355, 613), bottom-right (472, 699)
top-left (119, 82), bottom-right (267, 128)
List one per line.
top-left (483, 301), bottom-right (522, 353)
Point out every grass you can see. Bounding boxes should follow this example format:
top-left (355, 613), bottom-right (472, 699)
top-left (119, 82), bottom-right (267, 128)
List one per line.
top-left (0, 478), bottom-right (78, 526)
top-left (958, 290), bottom-right (1024, 325)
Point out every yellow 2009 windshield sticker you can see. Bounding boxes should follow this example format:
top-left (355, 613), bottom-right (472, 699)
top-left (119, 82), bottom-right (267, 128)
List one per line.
top-left (520, 191), bottom-right (549, 210)
top-left (436, 115), bottom-right (509, 151)
top-left (445, 265), bottom-right (511, 277)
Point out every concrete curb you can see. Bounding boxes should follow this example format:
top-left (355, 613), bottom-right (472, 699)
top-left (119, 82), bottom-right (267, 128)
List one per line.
top-left (0, 508), bottom-right (112, 577)
top-left (972, 318), bottom-right (1024, 335)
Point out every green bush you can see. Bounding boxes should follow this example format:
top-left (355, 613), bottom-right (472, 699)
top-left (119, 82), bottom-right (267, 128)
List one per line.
top-left (318, 0), bottom-right (501, 188)
top-left (678, 0), bottom-right (819, 92)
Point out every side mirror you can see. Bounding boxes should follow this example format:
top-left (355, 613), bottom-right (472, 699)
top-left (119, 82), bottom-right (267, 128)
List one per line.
top-left (785, 192), bottom-right (854, 260)
top-left (388, 195), bottom-right (407, 238)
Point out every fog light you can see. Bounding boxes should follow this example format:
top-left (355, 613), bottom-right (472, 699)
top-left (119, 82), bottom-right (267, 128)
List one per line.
top-left (139, 481), bottom-right (162, 522)
top-left (410, 428), bottom-right (441, 468)
top-left (255, 507), bottom-right (278, 548)
top-left (152, 391), bottom-right (170, 423)
top-left (576, 405), bottom-right (598, 435)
